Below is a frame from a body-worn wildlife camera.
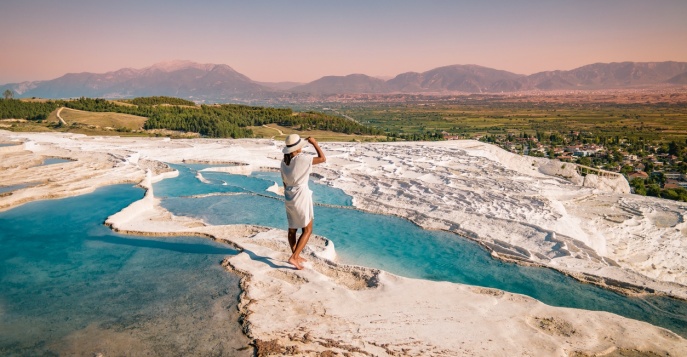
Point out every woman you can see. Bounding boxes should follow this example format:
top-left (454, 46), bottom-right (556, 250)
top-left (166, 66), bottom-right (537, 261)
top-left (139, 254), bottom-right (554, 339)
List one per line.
top-left (280, 134), bottom-right (326, 270)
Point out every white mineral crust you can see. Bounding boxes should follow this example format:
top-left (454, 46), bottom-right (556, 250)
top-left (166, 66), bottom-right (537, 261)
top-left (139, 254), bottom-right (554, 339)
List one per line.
top-left (1, 130), bottom-right (685, 355)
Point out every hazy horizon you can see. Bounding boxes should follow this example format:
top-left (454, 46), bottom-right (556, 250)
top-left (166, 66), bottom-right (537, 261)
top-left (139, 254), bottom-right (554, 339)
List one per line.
top-left (2, 0), bottom-right (687, 84)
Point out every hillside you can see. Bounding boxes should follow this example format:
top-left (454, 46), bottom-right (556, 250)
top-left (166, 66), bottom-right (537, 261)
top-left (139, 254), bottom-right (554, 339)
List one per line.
top-left (667, 72), bottom-right (687, 85)
top-left (2, 61), bottom-right (687, 101)
top-left (291, 74), bottom-right (389, 94)
top-left (0, 97), bottom-right (385, 139)
top-left (524, 61), bottom-right (687, 90)
top-left (1, 61), bottom-right (275, 103)
top-left (55, 107), bottom-right (148, 131)
top-left (387, 64), bottom-right (525, 93)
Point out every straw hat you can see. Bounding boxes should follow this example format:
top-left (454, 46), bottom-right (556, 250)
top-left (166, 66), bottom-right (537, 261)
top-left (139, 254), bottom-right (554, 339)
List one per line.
top-left (283, 134), bottom-right (307, 154)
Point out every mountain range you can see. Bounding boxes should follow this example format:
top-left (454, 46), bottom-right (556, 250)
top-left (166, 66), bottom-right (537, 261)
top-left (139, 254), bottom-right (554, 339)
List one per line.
top-left (3, 60), bottom-right (687, 103)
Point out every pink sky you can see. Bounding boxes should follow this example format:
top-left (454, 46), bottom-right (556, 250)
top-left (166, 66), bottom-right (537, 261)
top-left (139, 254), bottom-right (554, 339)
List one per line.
top-left (1, 0), bottom-right (687, 84)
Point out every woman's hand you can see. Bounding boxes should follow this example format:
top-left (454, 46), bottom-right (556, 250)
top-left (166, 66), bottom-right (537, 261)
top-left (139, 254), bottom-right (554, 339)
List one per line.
top-left (308, 137), bottom-right (326, 165)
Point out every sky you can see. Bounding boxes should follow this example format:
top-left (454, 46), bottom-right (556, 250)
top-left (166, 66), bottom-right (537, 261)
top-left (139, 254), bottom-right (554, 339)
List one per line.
top-left (1, 0), bottom-right (687, 84)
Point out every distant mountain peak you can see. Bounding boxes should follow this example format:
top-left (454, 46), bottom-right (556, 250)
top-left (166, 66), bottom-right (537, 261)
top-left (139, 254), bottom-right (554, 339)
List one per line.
top-left (2, 60), bottom-right (686, 102)
top-left (291, 73), bottom-right (389, 94)
top-left (146, 60), bottom-right (219, 72)
top-left (0, 60), bottom-right (268, 102)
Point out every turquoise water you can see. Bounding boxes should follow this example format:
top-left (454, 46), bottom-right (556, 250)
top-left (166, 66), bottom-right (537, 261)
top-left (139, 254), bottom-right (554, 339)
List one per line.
top-left (40, 158), bottom-right (73, 166)
top-left (157, 164), bottom-right (687, 337)
top-left (0, 185), bottom-right (251, 356)
top-left (0, 184), bottom-right (31, 195)
top-left (156, 165), bottom-right (352, 207)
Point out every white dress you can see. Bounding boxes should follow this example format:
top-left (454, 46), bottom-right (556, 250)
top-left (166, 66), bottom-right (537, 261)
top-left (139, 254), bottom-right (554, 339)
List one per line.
top-left (280, 154), bottom-right (314, 228)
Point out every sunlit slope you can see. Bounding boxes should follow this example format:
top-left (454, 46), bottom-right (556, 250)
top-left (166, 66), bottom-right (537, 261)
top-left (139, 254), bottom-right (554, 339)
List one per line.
top-left (55, 107), bottom-right (148, 130)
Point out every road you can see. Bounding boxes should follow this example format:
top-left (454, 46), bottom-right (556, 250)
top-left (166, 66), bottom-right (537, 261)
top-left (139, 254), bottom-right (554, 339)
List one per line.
top-left (326, 108), bottom-right (358, 123)
top-left (56, 107), bottom-right (68, 126)
top-left (262, 124), bottom-right (284, 137)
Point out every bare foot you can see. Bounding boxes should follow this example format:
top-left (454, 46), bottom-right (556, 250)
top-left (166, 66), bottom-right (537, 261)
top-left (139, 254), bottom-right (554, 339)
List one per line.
top-left (298, 256), bottom-right (308, 264)
top-left (288, 256), bottom-right (303, 270)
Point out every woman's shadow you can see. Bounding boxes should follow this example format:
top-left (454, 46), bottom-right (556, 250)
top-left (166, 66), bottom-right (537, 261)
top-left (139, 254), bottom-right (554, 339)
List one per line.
top-left (90, 234), bottom-right (293, 269)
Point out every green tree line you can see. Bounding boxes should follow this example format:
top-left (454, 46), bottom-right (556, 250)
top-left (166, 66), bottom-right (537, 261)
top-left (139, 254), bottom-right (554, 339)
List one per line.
top-left (630, 175), bottom-right (687, 202)
top-left (278, 111), bottom-right (384, 136)
top-left (128, 96), bottom-right (196, 106)
top-left (0, 99), bottom-right (61, 120)
top-left (0, 97), bottom-right (385, 138)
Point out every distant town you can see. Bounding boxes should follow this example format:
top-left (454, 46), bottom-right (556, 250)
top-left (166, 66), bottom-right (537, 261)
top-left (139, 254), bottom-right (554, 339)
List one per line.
top-left (468, 130), bottom-right (687, 201)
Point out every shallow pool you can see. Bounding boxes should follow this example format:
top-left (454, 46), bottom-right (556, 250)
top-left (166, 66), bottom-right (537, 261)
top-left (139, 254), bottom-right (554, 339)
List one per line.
top-left (0, 184), bottom-right (32, 195)
top-left (39, 157), bottom-right (73, 166)
top-left (0, 184), bottom-right (251, 356)
top-left (157, 164), bottom-right (687, 338)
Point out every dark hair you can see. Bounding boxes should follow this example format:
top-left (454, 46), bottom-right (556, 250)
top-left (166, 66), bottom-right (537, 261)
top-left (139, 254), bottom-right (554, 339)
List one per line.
top-left (284, 153), bottom-right (294, 166)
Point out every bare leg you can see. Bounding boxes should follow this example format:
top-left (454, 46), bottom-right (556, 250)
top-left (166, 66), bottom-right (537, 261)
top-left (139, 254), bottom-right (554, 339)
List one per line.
top-left (287, 228), bottom-right (297, 252)
top-left (288, 220), bottom-right (313, 270)
top-left (288, 228), bottom-right (306, 264)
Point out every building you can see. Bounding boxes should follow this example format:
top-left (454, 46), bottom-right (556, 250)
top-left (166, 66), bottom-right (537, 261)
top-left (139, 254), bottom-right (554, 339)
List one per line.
top-left (664, 172), bottom-right (681, 180)
top-left (664, 179), bottom-right (681, 189)
top-left (573, 150), bottom-right (594, 157)
top-left (628, 171), bottom-right (649, 180)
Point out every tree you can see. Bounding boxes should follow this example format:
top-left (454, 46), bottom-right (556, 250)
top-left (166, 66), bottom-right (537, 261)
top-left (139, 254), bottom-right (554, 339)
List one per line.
top-left (620, 165), bottom-right (634, 175)
top-left (668, 141), bottom-right (682, 156)
top-left (577, 156), bottom-right (592, 167)
top-left (3, 89), bottom-right (13, 100)
top-left (643, 160), bottom-right (654, 174)
top-left (630, 178), bottom-right (647, 196)
top-left (646, 184), bottom-right (661, 197)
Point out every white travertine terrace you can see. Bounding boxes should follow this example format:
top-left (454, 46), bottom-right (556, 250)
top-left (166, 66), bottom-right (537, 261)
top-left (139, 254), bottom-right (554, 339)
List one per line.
top-left (1, 130), bottom-right (686, 355)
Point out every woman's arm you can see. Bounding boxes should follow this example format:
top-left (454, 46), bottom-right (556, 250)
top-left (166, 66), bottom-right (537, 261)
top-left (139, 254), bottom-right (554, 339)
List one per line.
top-left (307, 137), bottom-right (326, 165)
